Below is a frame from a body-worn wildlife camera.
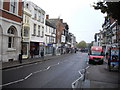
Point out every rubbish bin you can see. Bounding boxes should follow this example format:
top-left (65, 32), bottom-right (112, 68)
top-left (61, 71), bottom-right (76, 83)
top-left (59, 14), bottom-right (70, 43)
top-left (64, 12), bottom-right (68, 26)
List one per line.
top-left (19, 54), bottom-right (22, 63)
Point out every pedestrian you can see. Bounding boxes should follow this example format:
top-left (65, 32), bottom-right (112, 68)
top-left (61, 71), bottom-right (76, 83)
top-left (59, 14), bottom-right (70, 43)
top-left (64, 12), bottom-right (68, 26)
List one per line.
top-left (41, 49), bottom-right (44, 60)
top-left (19, 50), bottom-right (23, 63)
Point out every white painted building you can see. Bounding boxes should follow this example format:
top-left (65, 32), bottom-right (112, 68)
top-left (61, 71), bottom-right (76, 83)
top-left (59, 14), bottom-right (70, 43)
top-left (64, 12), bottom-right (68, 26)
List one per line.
top-left (22, 1), bottom-right (32, 59)
top-left (26, 1), bottom-right (46, 58)
top-left (45, 16), bottom-right (56, 56)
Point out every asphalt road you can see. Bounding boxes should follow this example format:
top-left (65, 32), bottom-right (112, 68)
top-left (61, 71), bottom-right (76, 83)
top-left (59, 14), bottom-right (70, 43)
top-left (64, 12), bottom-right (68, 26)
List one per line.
top-left (2, 52), bottom-right (88, 88)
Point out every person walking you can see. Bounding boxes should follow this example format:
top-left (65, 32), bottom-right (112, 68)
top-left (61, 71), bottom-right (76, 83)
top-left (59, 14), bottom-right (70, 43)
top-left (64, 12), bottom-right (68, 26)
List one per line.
top-left (41, 49), bottom-right (44, 60)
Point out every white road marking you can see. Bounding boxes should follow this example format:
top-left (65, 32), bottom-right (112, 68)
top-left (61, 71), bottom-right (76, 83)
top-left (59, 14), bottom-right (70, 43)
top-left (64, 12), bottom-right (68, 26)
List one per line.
top-left (24, 73), bottom-right (33, 80)
top-left (72, 70), bottom-right (84, 89)
top-left (33, 70), bottom-right (42, 74)
top-left (4, 62), bottom-right (42, 71)
top-left (47, 66), bottom-right (51, 70)
top-left (1, 79), bottom-right (24, 87)
top-left (85, 66), bottom-right (89, 70)
top-left (2, 59), bottom-right (67, 87)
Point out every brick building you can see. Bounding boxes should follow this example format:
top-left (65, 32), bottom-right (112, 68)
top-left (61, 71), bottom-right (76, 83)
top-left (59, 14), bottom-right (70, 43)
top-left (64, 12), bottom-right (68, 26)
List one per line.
top-left (49, 18), bottom-right (65, 55)
top-left (0, 0), bottom-right (22, 62)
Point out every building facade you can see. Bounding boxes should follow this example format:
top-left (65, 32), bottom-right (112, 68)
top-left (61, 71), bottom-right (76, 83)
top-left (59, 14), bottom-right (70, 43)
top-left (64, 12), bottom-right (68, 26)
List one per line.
top-left (94, 16), bottom-right (120, 53)
top-left (22, 1), bottom-right (32, 59)
top-left (49, 18), bottom-right (65, 55)
top-left (24, 1), bottom-right (45, 58)
top-left (45, 15), bottom-right (56, 56)
top-left (0, 0), bottom-right (22, 62)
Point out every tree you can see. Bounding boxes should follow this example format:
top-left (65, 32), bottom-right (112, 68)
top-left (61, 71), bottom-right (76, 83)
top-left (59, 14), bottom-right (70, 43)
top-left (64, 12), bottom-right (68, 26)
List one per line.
top-left (93, 1), bottom-right (120, 24)
top-left (77, 41), bottom-right (87, 48)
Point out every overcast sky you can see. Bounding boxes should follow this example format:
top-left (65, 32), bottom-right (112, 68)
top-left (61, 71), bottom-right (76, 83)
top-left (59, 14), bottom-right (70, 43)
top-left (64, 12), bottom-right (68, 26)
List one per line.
top-left (29, 0), bottom-right (106, 43)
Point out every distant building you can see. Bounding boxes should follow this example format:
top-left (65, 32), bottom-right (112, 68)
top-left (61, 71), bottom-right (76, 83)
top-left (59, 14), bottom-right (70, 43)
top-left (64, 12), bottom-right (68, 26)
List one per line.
top-left (45, 15), bottom-right (56, 56)
top-left (49, 18), bottom-right (65, 55)
top-left (94, 15), bottom-right (120, 53)
top-left (0, 0), bottom-right (22, 62)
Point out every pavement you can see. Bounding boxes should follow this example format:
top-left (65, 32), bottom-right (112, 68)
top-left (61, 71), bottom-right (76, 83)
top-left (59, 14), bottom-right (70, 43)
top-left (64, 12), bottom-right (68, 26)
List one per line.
top-left (1, 54), bottom-right (66, 70)
top-left (82, 61), bottom-right (120, 88)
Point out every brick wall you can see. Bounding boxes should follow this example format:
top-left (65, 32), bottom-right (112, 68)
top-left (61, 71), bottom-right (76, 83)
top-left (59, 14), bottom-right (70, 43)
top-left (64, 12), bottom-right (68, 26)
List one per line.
top-left (56, 19), bottom-right (65, 43)
top-left (3, 0), bottom-right (10, 11)
top-left (1, 0), bottom-right (22, 23)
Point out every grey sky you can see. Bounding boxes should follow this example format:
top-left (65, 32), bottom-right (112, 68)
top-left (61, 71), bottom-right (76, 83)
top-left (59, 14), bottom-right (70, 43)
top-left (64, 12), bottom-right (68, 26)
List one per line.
top-left (30, 0), bottom-right (106, 43)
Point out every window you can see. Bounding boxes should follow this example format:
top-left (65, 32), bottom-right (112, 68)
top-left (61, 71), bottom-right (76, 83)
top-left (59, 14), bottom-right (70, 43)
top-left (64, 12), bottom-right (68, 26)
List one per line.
top-left (25, 15), bottom-right (27, 23)
top-left (41, 13), bottom-right (44, 23)
top-left (24, 27), bottom-right (29, 37)
top-left (38, 12), bottom-right (41, 22)
top-left (26, 3), bottom-right (29, 8)
top-left (0, 0), bottom-right (2, 9)
top-left (33, 24), bottom-right (36, 35)
top-left (27, 16), bottom-right (29, 24)
top-left (91, 51), bottom-right (102, 55)
top-left (8, 26), bottom-right (16, 48)
top-left (46, 26), bottom-right (47, 32)
top-left (41, 27), bottom-right (44, 38)
top-left (34, 9), bottom-right (37, 19)
top-left (10, 0), bottom-right (17, 14)
top-left (49, 27), bottom-right (51, 33)
top-left (38, 25), bottom-right (40, 36)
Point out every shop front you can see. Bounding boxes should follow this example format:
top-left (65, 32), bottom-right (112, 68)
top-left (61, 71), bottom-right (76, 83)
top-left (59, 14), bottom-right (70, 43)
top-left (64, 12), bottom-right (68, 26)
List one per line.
top-left (30, 42), bottom-right (39, 58)
top-left (45, 44), bottom-right (53, 56)
top-left (22, 42), bottom-right (29, 59)
top-left (39, 42), bottom-right (45, 56)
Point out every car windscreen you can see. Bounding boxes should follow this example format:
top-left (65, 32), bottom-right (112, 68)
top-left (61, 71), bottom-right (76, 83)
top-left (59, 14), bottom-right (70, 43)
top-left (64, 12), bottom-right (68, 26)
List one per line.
top-left (91, 50), bottom-right (102, 55)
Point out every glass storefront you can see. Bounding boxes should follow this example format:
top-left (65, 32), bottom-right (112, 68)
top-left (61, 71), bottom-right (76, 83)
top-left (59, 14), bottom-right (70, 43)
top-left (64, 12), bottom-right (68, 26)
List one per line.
top-left (22, 43), bottom-right (29, 59)
top-left (45, 46), bottom-right (53, 54)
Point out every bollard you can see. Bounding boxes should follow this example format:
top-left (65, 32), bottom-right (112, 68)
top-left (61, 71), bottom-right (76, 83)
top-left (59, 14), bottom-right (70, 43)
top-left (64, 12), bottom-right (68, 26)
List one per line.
top-left (19, 54), bottom-right (22, 63)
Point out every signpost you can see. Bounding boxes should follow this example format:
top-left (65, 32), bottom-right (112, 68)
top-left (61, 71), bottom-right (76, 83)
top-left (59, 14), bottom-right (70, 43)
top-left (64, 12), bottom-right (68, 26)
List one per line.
top-left (108, 47), bottom-right (120, 71)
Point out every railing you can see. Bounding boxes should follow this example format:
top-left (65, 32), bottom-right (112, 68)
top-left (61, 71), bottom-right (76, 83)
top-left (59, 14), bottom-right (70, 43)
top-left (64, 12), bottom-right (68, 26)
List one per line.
top-left (72, 69), bottom-right (86, 89)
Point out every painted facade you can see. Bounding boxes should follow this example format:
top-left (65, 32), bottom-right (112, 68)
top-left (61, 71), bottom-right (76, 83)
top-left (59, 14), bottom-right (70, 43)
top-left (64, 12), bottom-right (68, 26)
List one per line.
top-left (0, 0), bottom-right (22, 62)
top-left (24, 1), bottom-right (46, 58)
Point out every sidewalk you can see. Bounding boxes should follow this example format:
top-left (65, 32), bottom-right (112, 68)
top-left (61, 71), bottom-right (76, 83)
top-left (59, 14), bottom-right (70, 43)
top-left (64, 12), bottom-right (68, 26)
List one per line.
top-left (82, 63), bottom-right (120, 88)
top-left (1, 54), bottom-right (67, 70)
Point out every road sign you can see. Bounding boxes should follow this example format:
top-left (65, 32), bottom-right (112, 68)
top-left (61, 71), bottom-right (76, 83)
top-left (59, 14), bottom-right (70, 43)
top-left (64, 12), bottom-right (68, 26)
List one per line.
top-left (108, 47), bottom-right (120, 71)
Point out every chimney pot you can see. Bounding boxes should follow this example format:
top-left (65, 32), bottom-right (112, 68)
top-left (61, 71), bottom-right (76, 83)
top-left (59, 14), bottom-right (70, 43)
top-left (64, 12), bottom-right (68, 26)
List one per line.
top-left (46, 15), bottom-right (49, 19)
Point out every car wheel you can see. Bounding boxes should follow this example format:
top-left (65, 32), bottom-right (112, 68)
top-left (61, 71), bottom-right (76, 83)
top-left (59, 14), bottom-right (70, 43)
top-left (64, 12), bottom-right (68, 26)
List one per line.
top-left (89, 60), bottom-right (91, 64)
top-left (101, 61), bottom-right (103, 64)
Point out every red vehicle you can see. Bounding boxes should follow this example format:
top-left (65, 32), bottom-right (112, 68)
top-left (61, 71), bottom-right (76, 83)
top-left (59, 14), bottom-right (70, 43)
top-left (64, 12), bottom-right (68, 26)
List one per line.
top-left (88, 46), bottom-right (104, 64)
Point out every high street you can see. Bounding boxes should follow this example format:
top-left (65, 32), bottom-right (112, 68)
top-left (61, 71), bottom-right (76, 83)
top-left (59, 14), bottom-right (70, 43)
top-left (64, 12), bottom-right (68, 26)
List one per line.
top-left (2, 52), bottom-right (88, 88)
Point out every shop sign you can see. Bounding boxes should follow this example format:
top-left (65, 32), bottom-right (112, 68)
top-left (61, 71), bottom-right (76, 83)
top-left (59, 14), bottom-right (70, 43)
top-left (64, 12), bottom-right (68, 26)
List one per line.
top-left (53, 44), bottom-right (56, 47)
top-left (39, 42), bottom-right (45, 46)
top-left (47, 44), bottom-right (53, 47)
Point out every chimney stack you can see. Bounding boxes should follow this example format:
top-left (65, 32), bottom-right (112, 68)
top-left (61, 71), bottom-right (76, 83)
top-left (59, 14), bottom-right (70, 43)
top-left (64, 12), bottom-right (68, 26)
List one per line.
top-left (60, 19), bottom-right (63, 23)
top-left (46, 15), bottom-right (49, 19)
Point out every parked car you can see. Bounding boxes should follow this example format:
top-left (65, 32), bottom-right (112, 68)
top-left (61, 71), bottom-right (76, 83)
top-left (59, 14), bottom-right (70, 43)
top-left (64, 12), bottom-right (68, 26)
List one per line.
top-left (80, 48), bottom-right (88, 53)
top-left (88, 46), bottom-right (105, 64)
